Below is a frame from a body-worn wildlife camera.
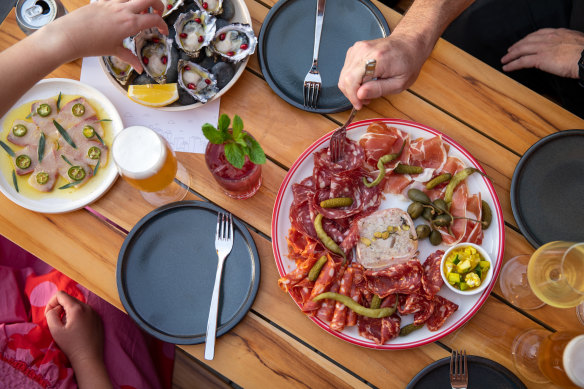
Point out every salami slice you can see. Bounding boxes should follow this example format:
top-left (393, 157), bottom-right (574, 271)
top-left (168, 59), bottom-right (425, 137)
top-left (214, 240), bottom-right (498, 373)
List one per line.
top-left (426, 295), bottom-right (458, 331)
top-left (364, 260), bottom-right (424, 298)
top-left (330, 267), bottom-right (354, 331)
top-left (422, 250), bottom-right (445, 299)
top-left (358, 314), bottom-right (401, 345)
top-left (278, 255), bottom-right (320, 292)
top-left (302, 258), bottom-right (341, 312)
top-left (316, 276), bottom-right (341, 321)
top-left (288, 279), bottom-right (315, 309)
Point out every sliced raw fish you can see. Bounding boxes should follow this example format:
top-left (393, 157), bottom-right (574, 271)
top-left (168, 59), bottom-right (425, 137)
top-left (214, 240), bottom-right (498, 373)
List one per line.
top-left (13, 145), bottom-right (38, 175)
top-left (31, 98), bottom-right (59, 138)
top-left (57, 153), bottom-right (94, 187)
top-left (59, 120), bottom-right (108, 167)
top-left (56, 97), bottom-right (98, 130)
top-left (28, 147), bottom-right (58, 192)
top-left (7, 120), bottom-right (40, 147)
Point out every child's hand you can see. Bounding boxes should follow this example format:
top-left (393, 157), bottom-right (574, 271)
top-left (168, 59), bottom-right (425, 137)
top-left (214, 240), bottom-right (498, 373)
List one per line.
top-left (45, 291), bottom-right (104, 365)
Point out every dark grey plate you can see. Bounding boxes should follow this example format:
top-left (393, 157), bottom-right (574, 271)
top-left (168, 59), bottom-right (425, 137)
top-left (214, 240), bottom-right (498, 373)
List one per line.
top-left (510, 130), bottom-right (584, 248)
top-left (258, 0), bottom-right (390, 113)
top-left (407, 355), bottom-right (526, 389)
top-left (117, 201), bottom-right (260, 344)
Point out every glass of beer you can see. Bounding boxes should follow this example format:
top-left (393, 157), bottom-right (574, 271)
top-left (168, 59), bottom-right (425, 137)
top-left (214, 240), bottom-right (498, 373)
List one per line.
top-left (112, 126), bottom-right (190, 206)
top-left (499, 242), bottom-right (584, 310)
top-left (512, 329), bottom-right (584, 386)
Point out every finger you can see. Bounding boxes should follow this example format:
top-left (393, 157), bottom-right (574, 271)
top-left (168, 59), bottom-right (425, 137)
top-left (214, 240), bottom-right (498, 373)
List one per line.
top-left (53, 290), bottom-right (82, 311)
top-left (502, 54), bottom-right (538, 72)
top-left (135, 12), bottom-right (168, 35)
top-left (357, 77), bottom-right (406, 100)
top-left (502, 42), bottom-right (545, 64)
top-left (128, 0), bottom-right (164, 14)
top-left (45, 293), bottom-right (60, 314)
top-left (45, 305), bottom-right (65, 329)
top-left (116, 47), bottom-right (143, 73)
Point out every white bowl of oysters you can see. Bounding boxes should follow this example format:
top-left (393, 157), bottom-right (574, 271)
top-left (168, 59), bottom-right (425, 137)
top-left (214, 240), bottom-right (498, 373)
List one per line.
top-left (99, 0), bottom-right (256, 111)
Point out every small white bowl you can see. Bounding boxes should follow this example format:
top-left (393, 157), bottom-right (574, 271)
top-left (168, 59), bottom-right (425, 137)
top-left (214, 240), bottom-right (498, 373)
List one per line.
top-left (440, 242), bottom-right (493, 295)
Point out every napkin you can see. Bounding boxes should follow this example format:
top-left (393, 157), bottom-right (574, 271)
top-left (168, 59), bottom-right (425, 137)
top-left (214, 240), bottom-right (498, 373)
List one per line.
top-left (80, 56), bottom-right (219, 154)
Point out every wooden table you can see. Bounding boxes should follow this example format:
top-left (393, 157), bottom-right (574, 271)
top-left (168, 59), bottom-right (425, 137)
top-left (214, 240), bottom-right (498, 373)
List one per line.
top-left (1, 1), bottom-right (583, 387)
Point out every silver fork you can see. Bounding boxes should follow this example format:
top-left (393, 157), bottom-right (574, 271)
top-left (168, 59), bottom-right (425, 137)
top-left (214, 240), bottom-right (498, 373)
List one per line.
top-left (204, 212), bottom-right (234, 360)
top-left (330, 59), bottom-right (376, 163)
top-left (303, 0), bottom-right (326, 109)
top-left (450, 349), bottom-right (468, 389)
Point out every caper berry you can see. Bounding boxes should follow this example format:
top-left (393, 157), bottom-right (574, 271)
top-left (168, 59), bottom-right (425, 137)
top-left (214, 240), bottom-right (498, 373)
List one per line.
top-left (481, 200), bottom-right (492, 229)
top-left (415, 224), bottom-right (431, 239)
top-left (422, 206), bottom-right (434, 221)
top-left (407, 202), bottom-right (424, 219)
top-left (407, 189), bottom-right (431, 204)
top-left (429, 229), bottom-right (442, 246)
top-left (433, 199), bottom-right (448, 215)
top-left (432, 214), bottom-right (453, 227)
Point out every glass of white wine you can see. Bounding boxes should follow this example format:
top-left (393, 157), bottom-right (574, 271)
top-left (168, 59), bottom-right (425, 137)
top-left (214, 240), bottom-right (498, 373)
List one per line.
top-left (112, 126), bottom-right (190, 206)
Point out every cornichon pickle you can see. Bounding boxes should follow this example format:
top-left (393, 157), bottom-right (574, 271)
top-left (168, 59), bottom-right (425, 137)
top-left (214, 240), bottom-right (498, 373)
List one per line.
top-left (407, 189), bottom-right (431, 204)
top-left (433, 199), bottom-right (448, 215)
top-left (425, 173), bottom-right (451, 189)
top-left (432, 214), bottom-right (452, 227)
top-left (415, 224), bottom-right (431, 240)
top-left (429, 229), bottom-right (442, 246)
top-left (481, 200), bottom-right (492, 229)
top-left (407, 202), bottom-right (424, 219)
top-left (444, 167), bottom-right (481, 203)
top-left (399, 323), bottom-right (424, 336)
top-left (395, 163), bottom-right (424, 174)
top-left (320, 197), bottom-right (353, 208)
top-left (308, 256), bottom-right (328, 281)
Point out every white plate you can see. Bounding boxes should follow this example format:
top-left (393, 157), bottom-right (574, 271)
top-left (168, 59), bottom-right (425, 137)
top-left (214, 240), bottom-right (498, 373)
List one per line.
top-left (271, 118), bottom-right (505, 349)
top-left (0, 78), bottom-right (123, 213)
top-left (100, 0), bottom-right (253, 111)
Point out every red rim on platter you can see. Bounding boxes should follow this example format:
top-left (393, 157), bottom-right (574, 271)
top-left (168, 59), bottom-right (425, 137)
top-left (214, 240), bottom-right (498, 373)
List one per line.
top-left (271, 118), bottom-right (504, 350)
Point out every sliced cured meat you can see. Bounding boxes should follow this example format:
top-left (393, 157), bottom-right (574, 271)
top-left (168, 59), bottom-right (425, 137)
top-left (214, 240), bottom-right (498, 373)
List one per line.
top-left (278, 255), bottom-right (320, 293)
top-left (56, 97), bottom-right (98, 130)
top-left (288, 279), bottom-right (315, 309)
top-left (28, 147), bottom-right (58, 192)
top-left (463, 193), bottom-right (484, 245)
top-left (383, 173), bottom-right (413, 195)
top-left (302, 258), bottom-right (341, 312)
top-left (438, 181), bottom-right (468, 245)
top-left (7, 120), bottom-right (40, 147)
top-left (345, 271), bottom-right (360, 327)
top-left (313, 138), bottom-right (365, 187)
top-left (426, 295), bottom-right (458, 331)
top-left (364, 260), bottom-right (424, 298)
top-left (316, 271), bottom-right (342, 322)
top-left (330, 267), bottom-right (354, 331)
top-left (31, 98), bottom-right (59, 138)
top-left (409, 136), bottom-right (448, 171)
top-left (356, 208), bottom-right (418, 269)
top-left (13, 146), bottom-right (38, 175)
top-left (358, 313), bottom-right (401, 345)
top-left (359, 123), bottom-right (410, 169)
top-left (421, 250), bottom-right (445, 299)
top-left (398, 293), bottom-right (435, 326)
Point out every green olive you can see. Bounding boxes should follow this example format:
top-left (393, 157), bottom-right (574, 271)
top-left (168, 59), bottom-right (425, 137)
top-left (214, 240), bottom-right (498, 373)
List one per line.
top-left (433, 199), bottom-right (448, 215)
top-left (432, 214), bottom-right (452, 227)
top-left (407, 202), bottom-right (424, 219)
top-left (407, 189), bottom-right (431, 204)
top-left (415, 224), bottom-right (431, 240)
top-left (429, 229), bottom-right (443, 246)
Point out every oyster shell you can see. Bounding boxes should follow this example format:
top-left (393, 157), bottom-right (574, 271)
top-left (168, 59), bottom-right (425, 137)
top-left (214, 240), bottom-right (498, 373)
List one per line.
top-left (103, 56), bottom-right (134, 85)
top-left (161, 0), bottom-right (184, 18)
top-left (173, 10), bottom-right (216, 58)
top-left (177, 59), bottom-right (218, 103)
top-left (208, 23), bottom-right (257, 63)
top-left (134, 29), bottom-right (175, 84)
top-left (194, 0), bottom-right (223, 16)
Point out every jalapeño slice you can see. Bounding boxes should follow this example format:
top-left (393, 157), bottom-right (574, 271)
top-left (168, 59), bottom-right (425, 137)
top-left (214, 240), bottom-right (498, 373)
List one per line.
top-left (72, 103), bottom-right (85, 117)
top-left (68, 166), bottom-right (86, 181)
top-left (82, 125), bottom-right (95, 138)
top-left (36, 172), bottom-right (49, 185)
top-left (37, 104), bottom-right (52, 117)
top-left (88, 146), bottom-right (101, 160)
top-left (12, 124), bottom-right (27, 137)
top-left (15, 155), bottom-right (31, 169)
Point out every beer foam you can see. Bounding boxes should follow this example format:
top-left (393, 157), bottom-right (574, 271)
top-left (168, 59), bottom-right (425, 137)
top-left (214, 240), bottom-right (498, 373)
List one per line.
top-left (112, 126), bottom-right (166, 180)
top-left (564, 334), bottom-right (584, 387)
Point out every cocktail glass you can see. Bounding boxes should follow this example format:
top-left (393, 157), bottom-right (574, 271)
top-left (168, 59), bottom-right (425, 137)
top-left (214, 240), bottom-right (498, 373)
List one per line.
top-left (112, 126), bottom-right (190, 206)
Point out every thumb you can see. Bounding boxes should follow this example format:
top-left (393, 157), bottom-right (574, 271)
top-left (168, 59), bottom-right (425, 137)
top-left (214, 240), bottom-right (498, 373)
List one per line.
top-left (45, 305), bottom-right (64, 330)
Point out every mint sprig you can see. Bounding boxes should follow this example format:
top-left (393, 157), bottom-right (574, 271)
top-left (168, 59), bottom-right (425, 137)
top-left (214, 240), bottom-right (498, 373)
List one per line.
top-left (202, 114), bottom-right (266, 169)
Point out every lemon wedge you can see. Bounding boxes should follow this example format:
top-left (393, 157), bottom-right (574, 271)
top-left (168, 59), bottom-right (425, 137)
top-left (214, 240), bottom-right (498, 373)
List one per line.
top-left (127, 83), bottom-right (178, 107)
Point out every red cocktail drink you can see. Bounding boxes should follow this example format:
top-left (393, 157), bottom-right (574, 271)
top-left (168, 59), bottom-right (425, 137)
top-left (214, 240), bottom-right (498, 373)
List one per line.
top-left (205, 140), bottom-right (262, 199)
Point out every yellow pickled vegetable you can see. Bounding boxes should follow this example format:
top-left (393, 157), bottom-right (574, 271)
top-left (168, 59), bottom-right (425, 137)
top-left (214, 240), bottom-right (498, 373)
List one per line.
top-left (443, 245), bottom-right (489, 291)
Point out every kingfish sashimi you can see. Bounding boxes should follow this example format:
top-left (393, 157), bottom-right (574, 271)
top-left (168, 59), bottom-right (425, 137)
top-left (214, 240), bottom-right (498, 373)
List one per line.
top-left (13, 146), bottom-right (38, 175)
top-left (7, 120), bottom-right (40, 147)
top-left (28, 147), bottom-right (59, 192)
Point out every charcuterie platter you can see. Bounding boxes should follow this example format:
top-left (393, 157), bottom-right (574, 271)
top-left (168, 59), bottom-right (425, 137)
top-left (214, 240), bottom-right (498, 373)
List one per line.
top-left (271, 118), bottom-right (504, 349)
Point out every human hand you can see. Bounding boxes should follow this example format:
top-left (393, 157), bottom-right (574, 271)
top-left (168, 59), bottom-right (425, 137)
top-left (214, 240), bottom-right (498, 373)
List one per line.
top-left (501, 28), bottom-right (584, 79)
top-left (45, 291), bottom-right (105, 366)
top-left (338, 32), bottom-right (429, 109)
top-left (44, 0), bottom-right (168, 72)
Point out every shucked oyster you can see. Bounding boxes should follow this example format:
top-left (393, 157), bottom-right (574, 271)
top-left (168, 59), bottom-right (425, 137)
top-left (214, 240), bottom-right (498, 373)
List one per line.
top-left (103, 56), bottom-right (134, 85)
top-left (177, 59), bottom-right (218, 103)
top-left (173, 10), bottom-right (216, 58)
top-left (161, 0), bottom-right (184, 17)
top-left (208, 23), bottom-right (257, 63)
top-left (194, 0), bottom-right (223, 16)
top-left (134, 29), bottom-right (174, 84)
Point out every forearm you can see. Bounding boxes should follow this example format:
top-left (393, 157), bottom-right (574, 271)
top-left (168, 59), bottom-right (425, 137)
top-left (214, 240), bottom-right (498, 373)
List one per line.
top-left (71, 358), bottom-right (113, 389)
top-left (393, 0), bottom-right (474, 57)
top-left (0, 23), bottom-right (74, 116)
